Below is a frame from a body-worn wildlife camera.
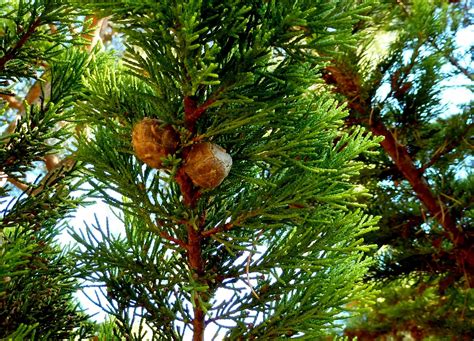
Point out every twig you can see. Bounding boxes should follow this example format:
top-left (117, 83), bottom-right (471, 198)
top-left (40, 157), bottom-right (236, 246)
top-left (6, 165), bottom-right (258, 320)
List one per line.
top-left (0, 17), bottom-right (42, 70)
top-left (6, 176), bottom-right (29, 192)
top-left (246, 253), bottom-right (260, 300)
top-left (159, 229), bottom-right (189, 250)
top-left (0, 94), bottom-right (23, 111)
top-left (246, 229), bottom-right (264, 300)
top-left (184, 90), bottom-right (221, 132)
top-left (429, 38), bottom-right (473, 81)
top-left (201, 222), bottom-right (234, 237)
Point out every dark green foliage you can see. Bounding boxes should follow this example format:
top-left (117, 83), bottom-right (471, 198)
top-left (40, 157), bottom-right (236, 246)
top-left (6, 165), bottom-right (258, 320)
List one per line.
top-left (362, 0), bottom-right (472, 280)
top-left (0, 220), bottom-right (94, 338)
top-left (1, 49), bottom-right (97, 177)
top-left (1, 1), bottom-right (96, 337)
top-left (0, 0), bottom-right (85, 90)
top-left (345, 276), bottom-right (474, 339)
top-left (321, 0), bottom-right (473, 338)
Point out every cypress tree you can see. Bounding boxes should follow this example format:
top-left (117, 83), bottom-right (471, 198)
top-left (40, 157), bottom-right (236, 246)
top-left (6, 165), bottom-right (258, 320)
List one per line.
top-left (69, 1), bottom-right (381, 340)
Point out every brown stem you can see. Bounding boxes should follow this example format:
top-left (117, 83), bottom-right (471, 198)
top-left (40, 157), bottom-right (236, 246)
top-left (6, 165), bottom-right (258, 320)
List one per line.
top-left (323, 63), bottom-right (473, 284)
top-left (184, 96), bottom-right (217, 133)
top-left (324, 64), bottom-right (462, 241)
top-left (7, 176), bottom-right (29, 192)
top-left (0, 17), bottom-right (42, 71)
top-left (429, 38), bottom-right (473, 81)
top-left (201, 222), bottom-right (234, 238)
top-left (368, 118), bottom-right (460, 242)
top-left (187, 222), bottom-right (206, 341)
top-left (159, 230), bottom-right (188, 250)
top-left (179, 94), bottom-right (209, 339)
top-left (177, 171), bottom-right (206, 340)
top-left (82, 16), bottom-right (106, 52)
top-left (0, 94), bottom-right (23, 111)
top-left (420, 122), bottom-right (473, 174)
top-left (175, 167), bottom-right (200, 207)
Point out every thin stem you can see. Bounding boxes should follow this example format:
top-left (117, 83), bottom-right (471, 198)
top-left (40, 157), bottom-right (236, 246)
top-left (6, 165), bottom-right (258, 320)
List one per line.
top-left (178, 95), bottom-right (212, 341)
top-left (7, 176), bottom-right (29, 192)
top-left (0, 17), bottom-right (42, 71)
top-left (159, 230), bottom-right (189, 250)
top-left (201, 222), bottom-right (234, 237)
top-left (429, 38), bottom-right (473, 81)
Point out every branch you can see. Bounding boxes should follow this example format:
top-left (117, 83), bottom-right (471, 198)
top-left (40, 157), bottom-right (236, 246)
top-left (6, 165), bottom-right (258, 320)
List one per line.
top-left (0, 17), bottom-right (42, 71)
top-left (368, 117), bottom-right (459, 240)
top-left (419, 125), bottom-right (473, 174)
top-left (201, 222), bottom-right (234, 238)
top-left (2, 156), bottom-right (73, 195)
top-left (155, 218), bottom-right (189, 249)
top-left (82, 16), bottom-right (106, 52)
top-left (445, 53), bottom-right (473, 80)
top-left (159, 230), bottom-right (189, 250)
top-left (0, 94), bottom-right (23, 111)
top-left (396, 0), bottom-right (472, 81)
top-left (186, 220), bottom-right (206, 341)
top-left (175, 167), bottom-right (200, 208)
top-left (322, 63), bottom-right (473, 283)
top-left (178, 94), bottom-right (209, 339)
top-left (184, 96), bottom-right (217, 132)
top-left (6, 176), bottom-right (29, 192)
top-left (429, 38), bottom-right (473, 81)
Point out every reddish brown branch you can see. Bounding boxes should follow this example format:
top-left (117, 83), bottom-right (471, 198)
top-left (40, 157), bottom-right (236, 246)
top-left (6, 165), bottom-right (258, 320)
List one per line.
top-left (429, 38), bottom-right (473, 81)
top-left (173, 167), bottom-right (207, 339)
top-left (324, 65), bottom-right (460, 238)
top-left (0, 94), bottom-right (23, 111)
top-left (420, 123), bottom-right (473, 174)
top-left (158, 230), bottom-right (188, 250)
top-left (368, 118), bottom-right (460, 242)
top-left (82, 16), bottom-right (106, 52)
top-left (0, 17), bottom-right (42, 71)
top-left (323, 63), bottom-right (473, 284)
top-left (184, 95), bottom-right (217, 132)
top-left (177, 93), bottom-right (208, 338)
top-left (201, 222), bottom-right (234, 238)
top-left (7, 176), bottom-right (29, 192)
top-left (175, 167), bottom-right (200, 208)
top-left (186, 222), bottom-right (206, 341)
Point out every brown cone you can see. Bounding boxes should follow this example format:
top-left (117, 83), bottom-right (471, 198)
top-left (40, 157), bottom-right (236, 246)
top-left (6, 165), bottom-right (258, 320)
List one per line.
top-left (183, 142), bottom-right (232, 189)
top-left (132, 118), bottom-right (179, 169)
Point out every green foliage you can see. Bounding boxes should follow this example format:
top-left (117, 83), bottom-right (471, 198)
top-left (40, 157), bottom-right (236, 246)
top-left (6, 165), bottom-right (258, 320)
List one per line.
top-left (1, 1), bottom-right (97, 337)
top-left (345, 277), bottom-right (474, 339)
top-left (3, 323), bottom-right (38, 340)
top-left (0, 222), bottom-right (94, 338)
top-left (70, 1), bottom-right (381, 339)
top-left (360, 0), bottom-right (473, 278)
top-left (325, 0), bottom-right (474, 338)
top-left (0, 0), bottom-right (86, 90)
